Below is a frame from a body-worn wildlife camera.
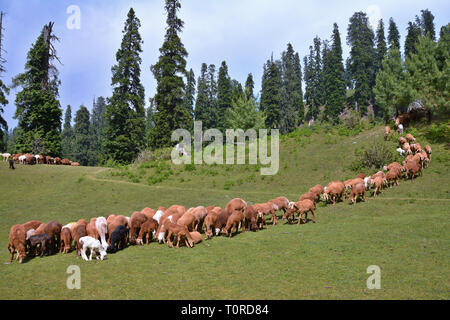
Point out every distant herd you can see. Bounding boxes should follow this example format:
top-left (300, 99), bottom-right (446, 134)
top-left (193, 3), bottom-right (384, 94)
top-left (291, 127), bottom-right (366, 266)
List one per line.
top-left (6, 128), bottom-right (433, 263)
top-left (1, 153), bottom-right (79, 166)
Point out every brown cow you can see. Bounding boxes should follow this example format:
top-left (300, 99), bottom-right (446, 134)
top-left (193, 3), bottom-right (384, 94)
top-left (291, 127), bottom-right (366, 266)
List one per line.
top-left (8, 224), bottom-right (27, 263)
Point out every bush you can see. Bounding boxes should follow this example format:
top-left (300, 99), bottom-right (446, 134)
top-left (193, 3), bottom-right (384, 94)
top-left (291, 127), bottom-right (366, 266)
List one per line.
top-left (134, 148), bottom-right (173, 164)
top-left (351, 142), bottom-right (397, 171)
top-left (424, 123), bottom-right (449, 143)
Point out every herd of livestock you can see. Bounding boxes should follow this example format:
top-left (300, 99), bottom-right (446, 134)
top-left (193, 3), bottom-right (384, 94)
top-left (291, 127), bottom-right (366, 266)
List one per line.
top-left (1, 153), bottom-right (80, 166)
top-left (6, 129), bottom-right (433, 263)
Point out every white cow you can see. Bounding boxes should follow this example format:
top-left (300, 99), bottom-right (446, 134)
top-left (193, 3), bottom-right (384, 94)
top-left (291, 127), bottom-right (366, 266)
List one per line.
top-left (79, 236), bottom-right (107, 261)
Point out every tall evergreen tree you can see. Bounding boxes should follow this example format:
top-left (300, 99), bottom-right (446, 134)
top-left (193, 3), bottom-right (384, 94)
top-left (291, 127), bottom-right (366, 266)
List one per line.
top-left (347, 11), bottom-right (376, 113)
top-left (303, 51), bottom-right (313, 115)
top-left (293, 52), bottom-right (304, 121)
top-left (231, 79), bottom-right (245, 103)
top-left (149, 0), bottom-right (192, 148)
top-left (183, 68), bottom-right (195, 120)
top-left (388, 17), bottom-right (401, 50)
top-left (417, 9), bottom-right (436, 41)
top-left (61, 105), bottom-right (74, 159)
top-left (104, 8), bottom-right (146, 163)
top-left (217, 61), bottom-right (233, 131)
top-left (260, 56), bottom-right (281, 129)
top-left (90, 96), bottom-right (107, 164)
top-left (405, 21), bottom-right (422, 57)
top-left (323, 23), bottom-right (346, 123)
top-left (12, 22), bottom-right (62, 156)
top-left (195, 63), bottom-right (211, 127)
top-left (245, 73), bottom-right (254, 101)
top-left (73, 106), bottom-right (93, 166)
top-left (375, 19), bottom-right (387, 72)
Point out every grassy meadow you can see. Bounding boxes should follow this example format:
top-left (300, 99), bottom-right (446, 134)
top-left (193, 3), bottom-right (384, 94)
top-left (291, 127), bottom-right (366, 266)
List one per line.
top-left (0, 125), bottom-right (449, 299)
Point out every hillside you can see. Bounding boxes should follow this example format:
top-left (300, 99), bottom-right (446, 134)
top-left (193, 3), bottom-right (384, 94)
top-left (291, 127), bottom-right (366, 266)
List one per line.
top-left (0, 125), bottom-right (449, 299)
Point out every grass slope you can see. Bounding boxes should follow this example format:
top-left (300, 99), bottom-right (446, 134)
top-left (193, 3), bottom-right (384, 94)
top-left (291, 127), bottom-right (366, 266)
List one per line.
top-left (0, 125), bottom-right (449, 299)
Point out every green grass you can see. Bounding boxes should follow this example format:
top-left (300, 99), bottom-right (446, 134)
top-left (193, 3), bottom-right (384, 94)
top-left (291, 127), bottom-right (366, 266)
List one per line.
top-left (0, 125), bottom-right (449, 299)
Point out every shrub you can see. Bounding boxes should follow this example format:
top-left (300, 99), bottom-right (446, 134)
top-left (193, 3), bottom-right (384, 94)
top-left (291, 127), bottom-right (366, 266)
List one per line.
top-left (424, 123), bottom-right (449, 143)
top-left (351, 142), bottom-right (397, 171)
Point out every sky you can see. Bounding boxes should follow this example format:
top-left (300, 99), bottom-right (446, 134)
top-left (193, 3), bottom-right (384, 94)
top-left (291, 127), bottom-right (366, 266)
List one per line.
top-left (1, 0), bottom-right (449, 130)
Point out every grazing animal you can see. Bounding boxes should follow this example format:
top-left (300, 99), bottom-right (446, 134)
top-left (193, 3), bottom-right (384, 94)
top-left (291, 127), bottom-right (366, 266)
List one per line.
top-left (268, 196), bottom-right (290, 222)
top-left (72, 220), bottom-right (88, 256)
top-left (204, 207), bottom-right (222, 239)
top-left (225, 198), bottom-right (247, 216)
top-left (109, 225), bottom-right (128, 253)
top-left (398, 137), bottom-right (407, 146)
top-left (2, 152), bottom-right (11, 161)
top-left (71, 162), bottom-right (80, 166)
top-left (395, 113), bottom-right (410, 128)
top-left (253, 202), bottom-right (277, 225)
top-left (189, 232), bottom-right (202, 244)
top-left (28, 233), bottom-right (52, 257)
top-left (86, 218), bottom-right (99, 241)
top-left (26, 228), bottom-right (36, 241)
top-left (405, 133), bottom-right (416, 143)
top-left (398, 124), bottom-right (404, 134)
top-left (282, 205), bottom-right (300, 224)
top-left (9, 159), bottom-right (15, 169)
top-left (384, 126), bottom-right (391, 140)
top-left (424, 145), bottom-right (432, 160)
top-left (323, 181), bottom-right (345, 204)
top-left (95, 217), bottom-right (108, 248)
top-left (107, 215), bottom-right (129, 244)
top-left (355, 173), bottom-right (366, 180)
top-left (79, 236), bottom-right (107, 261)
top-left (136, 219), bottom-right (158, 245)
top-left (213, 209), bottom-right (233, 236)
top-left (165, 222), bottom-right (194, 248)
top-left (54, 157), bottom-right (62, 165)
top-left (60, 227), bottom-right (73, 254)
top-left (21, 220), bottom-right (43, 233)
top-left (221, 210), bottom-right (245, 237)
top-left (129, 212), bottom-right (148, 244)
top-left (309, 185), bottom-right (324, 200)
top-left (176, 208), bottom-right (198, 232)
top-left (155, 205), bottom-right (186, 242)
top-left (402, 142), bottom-right (412, 155)
top-left (8, 224), bottom-right (27, 263)
top-left (44, 220), bottom-right (62, 254)
top-left (291, 200), bottom-right (316, 224)
top-left (140, 207), bottom-right (157, 220)
top-left (385, 170), bottom-right (400, 187)
top-left (403, 161), bottom-right (422, 180)
top-left (243, 205), bottom-right (260, 231)
top-left (370, 176), bottom-right (384, 197)
top-left (349, 183), bottom-right (366, 205)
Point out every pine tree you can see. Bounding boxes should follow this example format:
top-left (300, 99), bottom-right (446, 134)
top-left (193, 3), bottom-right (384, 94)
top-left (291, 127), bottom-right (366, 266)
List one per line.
top-left (231, 79), bottom-right (245, 103)
top-left (260, 56), bottom-right (281, 129)
top-left (90, 96), bottom-right (107, 164)
top-left (73, 106), bottom-right (94, 166)
top-left (104, 8), bottom-right (146, 163)
top-left (12, 22), bottom-right (62, 156)
top-left (405, 21), bottom-right (422, 57)
top-left (280, 43), bottom-right (303, 132)
top-left (417, 9), bottom-right (436, 41)
top-left (435, 24), bottom-right (449, 71)
top-left (61, 105), bottom-right (74, 159)
top-left (374, 47), bottom-right (406, 121)
top-left (347, 12), bottom-right (376, 113)
top-left (303, 51), bottom-right (313, 115)
top-left (194, 63), bottom-right (212, 127)
top-left (224, 95), bottom-right (265, 131)
top-left (217, 61), bottom-right (233, 131)
top-left (149, 0), bottom-right (192, 148)
top-left (375, 19), bottom-right (387, 72)
top-left (245, 73), bottom-right (254, 101)
top-left (183, 68), bottom-right (195, 121)
top-left (293, 52), bottom-right (304, 122)
top-left (323, 23), bottom-right (346, 123)
top-left (388, 17), bottom-right (401, 50)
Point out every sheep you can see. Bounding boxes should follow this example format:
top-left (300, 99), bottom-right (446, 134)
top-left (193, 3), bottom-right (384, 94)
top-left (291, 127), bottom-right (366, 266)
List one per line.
top-left (370, 176), bottom-right (384, 197)
top-left (396, 147), bottom-right (406, 157)
top-left (405, 133), bottom-right (416, 143)
top-left (424, 145), bottom-right (432, 160)
top-left (398, 137), bottom-right (407, 146)
top-left (384, 126), bottom-right (391, 141)
top-left (323, 181), bottom-right (345, 205)
top-left (349, 182), bottom-right (366, 205)
top-left (402, 142), bottom-right (412, 155)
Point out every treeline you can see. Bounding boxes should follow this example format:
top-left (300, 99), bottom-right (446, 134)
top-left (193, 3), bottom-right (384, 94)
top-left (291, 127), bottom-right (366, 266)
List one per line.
top-left (0, 2), bottom-right (448, 166)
